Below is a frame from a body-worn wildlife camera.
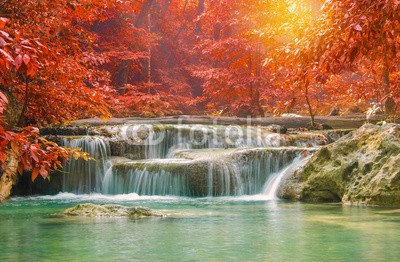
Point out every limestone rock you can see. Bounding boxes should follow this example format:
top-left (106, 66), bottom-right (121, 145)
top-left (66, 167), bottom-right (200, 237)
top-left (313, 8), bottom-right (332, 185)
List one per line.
top-left (63, 203), bottom-right (164, 218)
top-left (279, 124), bottom-right (400, 206)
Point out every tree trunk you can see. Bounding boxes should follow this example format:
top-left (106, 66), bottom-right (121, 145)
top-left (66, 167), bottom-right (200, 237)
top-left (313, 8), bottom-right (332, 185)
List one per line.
top-left (161, 0), bottom-right (172, 15)
top-left (195, 0), bottom-right (205, 33)
top-left (305, 84), bottom-right (316, 128)
top-left (254, 89), bottom-right (265, 117)
top-left (382, 58), bottom-right (390, 95)
top-left (253, 44), bottom-right (264, 117)
top-left (0, 152), bottom-right (19, 203)
top-left (135, 0), bottom-right (155, 28)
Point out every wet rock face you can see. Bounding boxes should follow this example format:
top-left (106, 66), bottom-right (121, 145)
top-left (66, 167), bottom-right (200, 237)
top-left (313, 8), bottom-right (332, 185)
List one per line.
top-left (279, 124), bottom-right (400, 206)
top-left (62, 203), bottom-right (164, 218)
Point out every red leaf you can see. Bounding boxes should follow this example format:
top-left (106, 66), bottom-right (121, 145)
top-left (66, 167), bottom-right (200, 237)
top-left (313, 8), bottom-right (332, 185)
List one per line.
top-left (0, 91), bottom-right (8, 104)
top-left (0, 152), bottom-right (7, 163)
top-left (14, 30), bottom-right (20, 41)
top-left (0, 58), bottom-right (7, 72)
top-left (0, 36), bottom-right (6, 47)
top-left (17, 163), bottom-right (24, 175)
top-left (0, 18), bottom-right (9, 30)
top-left (23, 54), bottom-right (30, 65)
top-left (32, 168), bottom-right (39, 181)
top-left (14, 54), bottom-right (23, 70)
top-left (39, 166), bottom-right (48, 179)
top-left (30, 145), bottom-right (39, 162)
top-left (0, 49), bottom-right (14, 63)
top-left (26, 62), bottom-right (37, 77)
top-left (353, 24), bottom-right (362, 31)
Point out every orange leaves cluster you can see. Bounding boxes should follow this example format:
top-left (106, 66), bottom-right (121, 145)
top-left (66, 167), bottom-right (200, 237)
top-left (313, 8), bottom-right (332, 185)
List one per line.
top-left (114, 83), bottom-right (180, 117)
top-left (0, 124), bottom-right (89, 181)
top-left (0, 17), bottom-right (44, 85)
top-left (0, 0), bottom-right (116, 125)
top-left (267, 0), bottom-right (400, 116)
top-left (0, 89), bottom-right (91, 183)
top-left (0, 89), bottom-right (89, 182)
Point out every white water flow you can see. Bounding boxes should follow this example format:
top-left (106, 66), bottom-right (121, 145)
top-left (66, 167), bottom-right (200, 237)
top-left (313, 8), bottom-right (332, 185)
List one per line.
top-left (111, 125), bottom-right (298, 159)
top-left (262, 155), bottom-right (312, 199)
top-left (59, 124), bottom-right (327, 197)
top-left (63, 136), bottom-right (111, 194)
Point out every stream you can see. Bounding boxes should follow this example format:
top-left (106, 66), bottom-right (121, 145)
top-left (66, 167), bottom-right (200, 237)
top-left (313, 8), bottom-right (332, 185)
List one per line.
top-left (2, 123), bottom-right (399, 261)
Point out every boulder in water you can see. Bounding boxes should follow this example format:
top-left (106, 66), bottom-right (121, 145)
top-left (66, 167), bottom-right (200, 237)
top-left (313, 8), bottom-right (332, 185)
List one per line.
top-left (279, 124), bottom-right (400, 206)
top-left (63, 203), bottom-right (165, 218)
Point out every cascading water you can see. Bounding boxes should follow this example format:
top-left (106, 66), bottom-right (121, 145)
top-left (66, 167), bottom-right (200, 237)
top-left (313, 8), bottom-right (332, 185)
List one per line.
top-left (102, 159), bottom-right (193, 196)
top-left (203, 150), bottom-right (296, 196)
top-left (108, 124), bottom-right (298, 159)
top-left (262, 155), bottom-right (313, 199)
top-left (62, 136), bottom-right (111, 194)
top-left (60, 124), bottom-right (328, 197)
top-left (107, 151), bottom-right (297, 197)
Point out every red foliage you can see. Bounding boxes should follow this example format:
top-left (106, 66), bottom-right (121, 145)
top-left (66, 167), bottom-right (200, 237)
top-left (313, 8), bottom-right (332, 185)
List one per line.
top-left (0, 94), bottom-right (88, 181)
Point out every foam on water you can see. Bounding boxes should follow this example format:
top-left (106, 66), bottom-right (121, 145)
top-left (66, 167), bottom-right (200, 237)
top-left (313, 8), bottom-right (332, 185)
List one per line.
top-left (10, 193), bottom-right (284, 203)
top-left (10, 192), bottom-right (186, 203)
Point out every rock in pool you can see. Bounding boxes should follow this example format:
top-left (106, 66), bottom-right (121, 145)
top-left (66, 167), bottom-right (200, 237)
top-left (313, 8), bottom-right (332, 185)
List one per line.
top-left (62, 203), bottom-right (165, 218)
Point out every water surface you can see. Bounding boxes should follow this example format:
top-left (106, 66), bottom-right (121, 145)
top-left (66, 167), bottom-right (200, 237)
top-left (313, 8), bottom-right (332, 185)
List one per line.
top-left (1, 194), bottom-right (399, 261)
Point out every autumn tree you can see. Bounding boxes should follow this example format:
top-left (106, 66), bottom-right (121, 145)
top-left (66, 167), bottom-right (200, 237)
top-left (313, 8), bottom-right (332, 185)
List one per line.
top-left (0, 0), bottom-right (121, 126)
top-left (0, 0), bottom-right (129, 202)
top-left (0, 24), bottom-right (87, 202)
top-left (316, 0), bottom-right (400, 115)
top-left (273, 0), bottom-right (399, 126)
top-left (192, 0), bottom-right (315, 116)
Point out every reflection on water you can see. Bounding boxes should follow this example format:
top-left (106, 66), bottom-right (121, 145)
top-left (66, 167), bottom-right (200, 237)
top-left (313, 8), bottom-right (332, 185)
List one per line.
top-left (1, 194), bottom-right (400, 261)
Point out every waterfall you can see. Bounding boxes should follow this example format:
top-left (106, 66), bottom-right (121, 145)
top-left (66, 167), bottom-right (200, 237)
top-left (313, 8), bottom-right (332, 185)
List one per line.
top-left (102, 159), bottom-right (192, 196)
top-left (62, 136), bottom-right (111, 194)
top-left (203, 150), bottom-right (295, 196)
top-left (105, 169), bottom-right (190, 196)
top-left (262, 155), bottom-right (312, 199)
top-left (104, 149), bottom-right (307, 197)
top-left (58, 124), bottom-right (330, 197)
top-left (111, 125), bottom-right (296, 159)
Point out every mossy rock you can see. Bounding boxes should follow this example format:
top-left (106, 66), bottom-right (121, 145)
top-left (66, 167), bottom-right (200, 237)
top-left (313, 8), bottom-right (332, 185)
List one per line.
top-left (280, 124), bottom-right (400, 206)
top-left (62, 203), bottom-right (164, 218)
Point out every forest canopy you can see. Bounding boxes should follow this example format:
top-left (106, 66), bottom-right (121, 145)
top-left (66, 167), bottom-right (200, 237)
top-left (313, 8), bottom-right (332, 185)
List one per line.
top-left (1, 0), bottom-right (399, 122)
